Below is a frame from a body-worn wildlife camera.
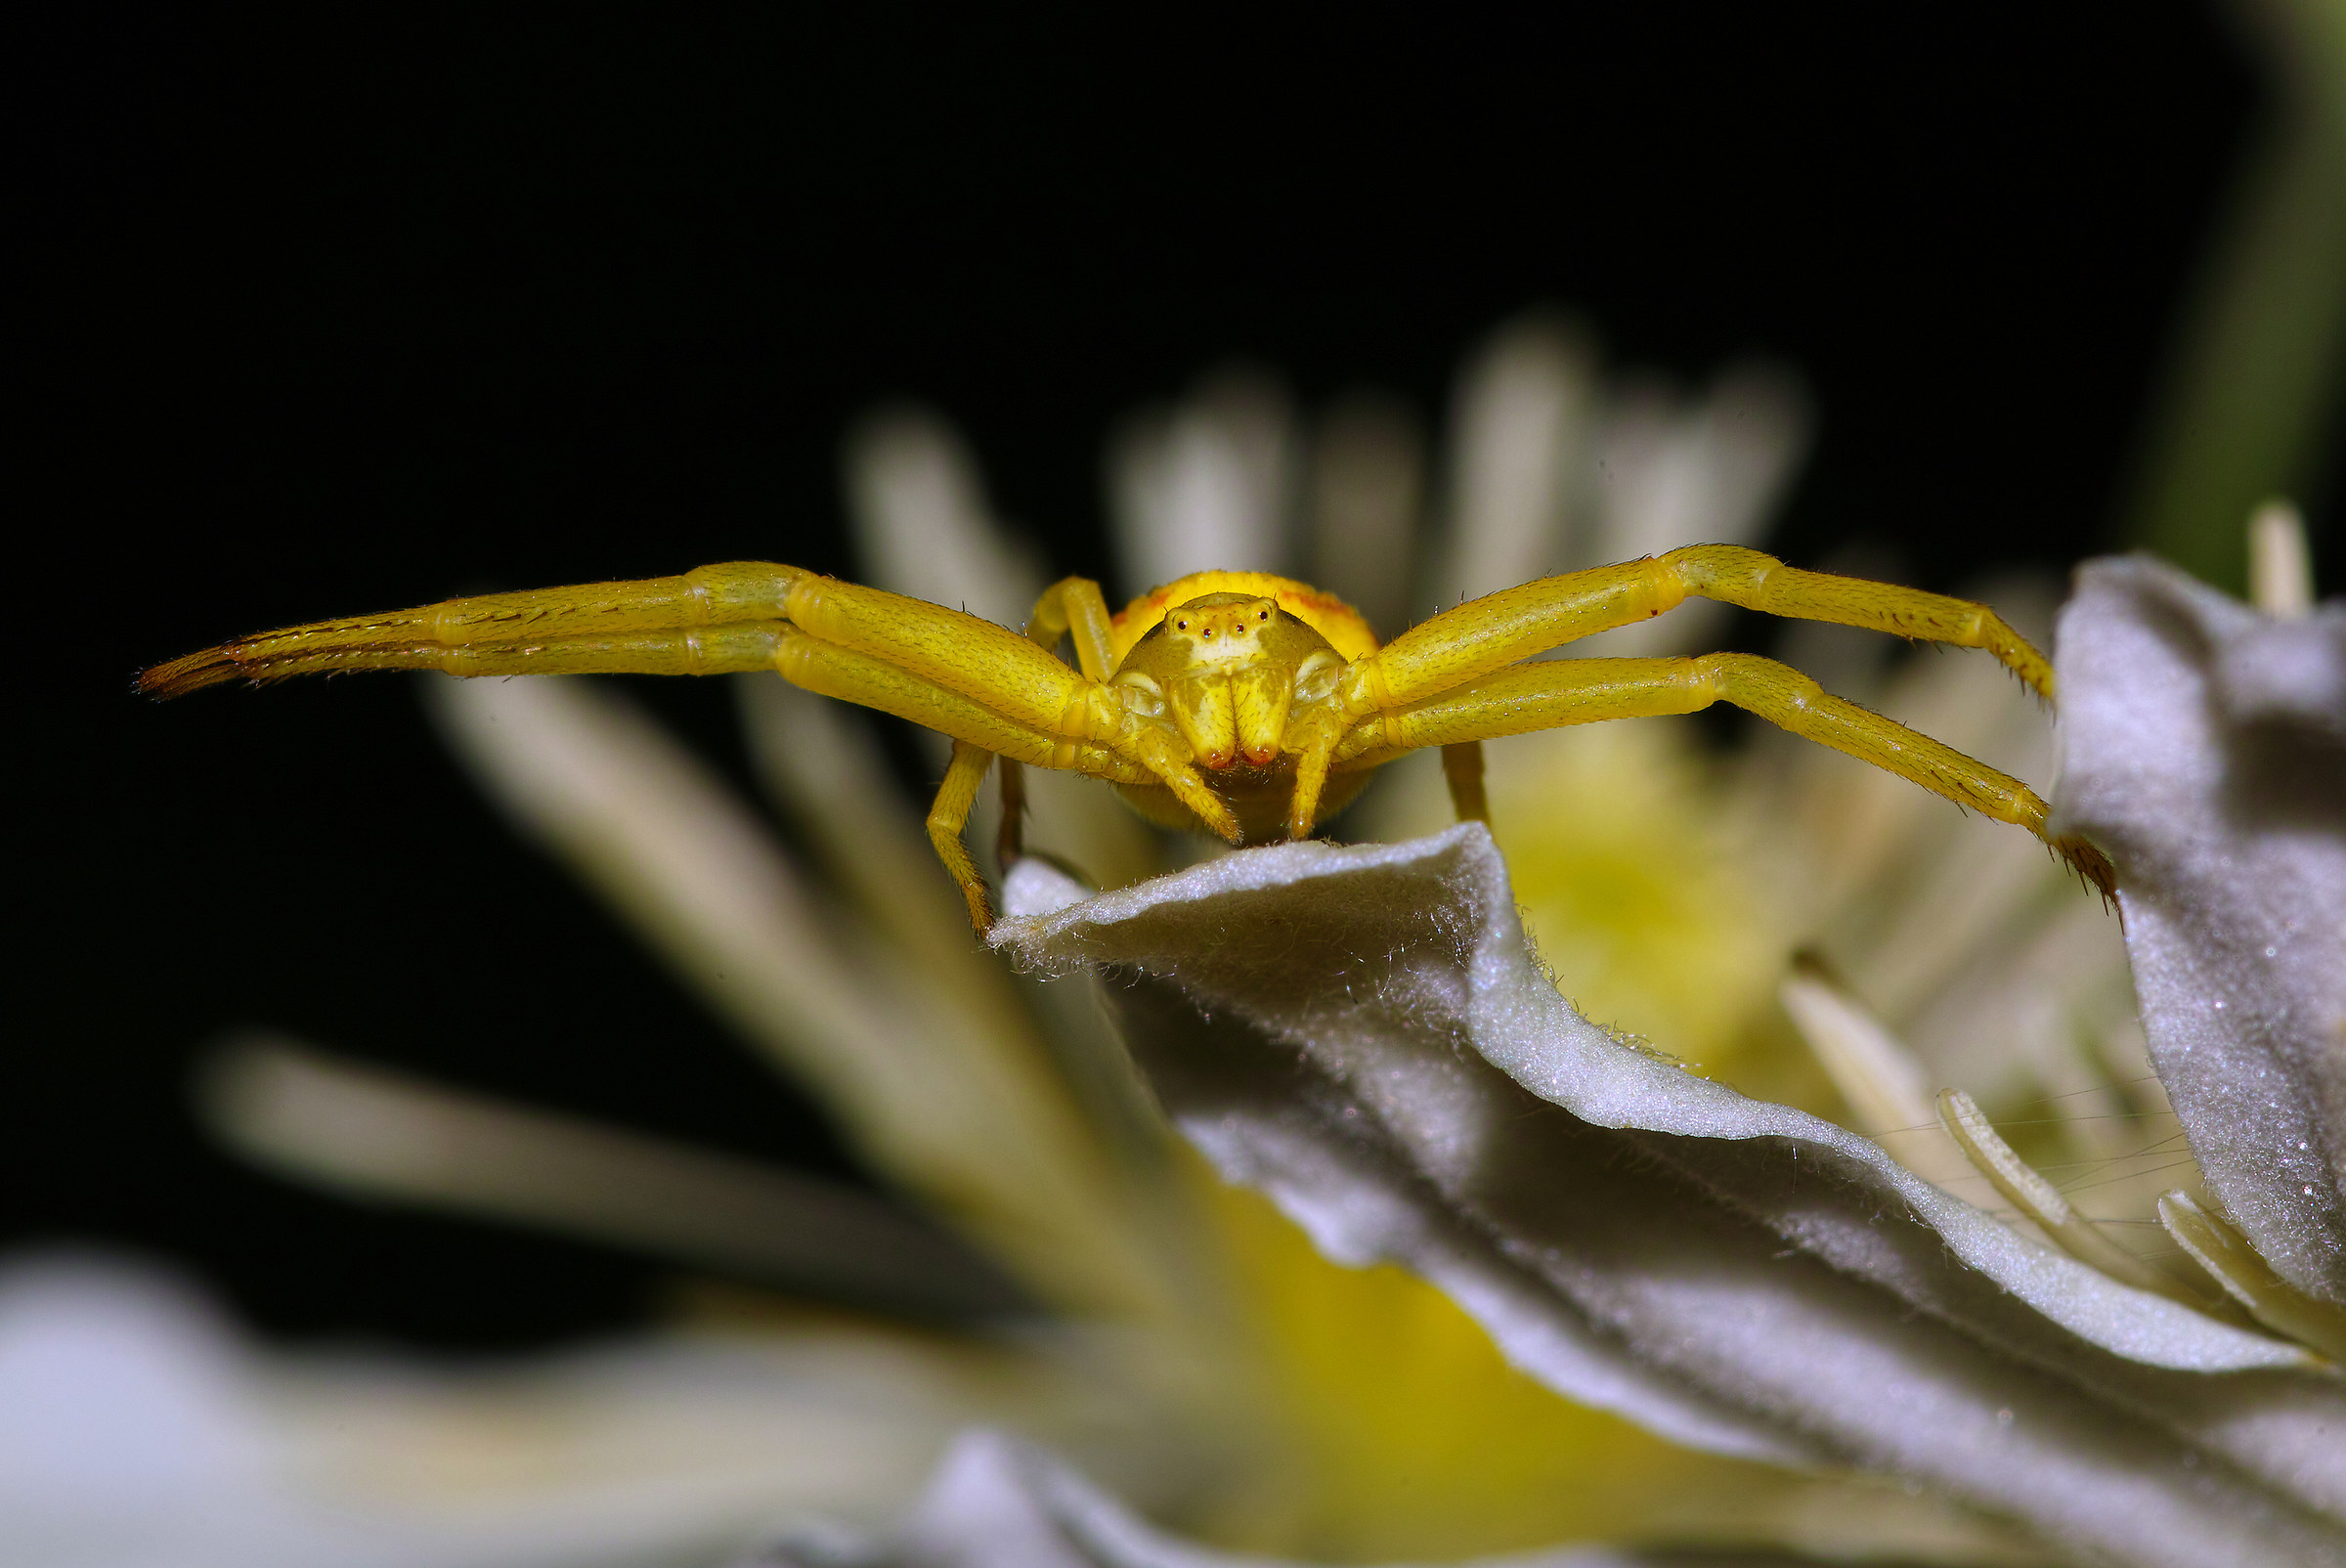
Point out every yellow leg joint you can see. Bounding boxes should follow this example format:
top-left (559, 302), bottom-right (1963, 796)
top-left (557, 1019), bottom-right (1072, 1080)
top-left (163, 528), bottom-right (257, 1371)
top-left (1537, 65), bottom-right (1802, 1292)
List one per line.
top-left (1340, 654), bottom-right (1409, 749)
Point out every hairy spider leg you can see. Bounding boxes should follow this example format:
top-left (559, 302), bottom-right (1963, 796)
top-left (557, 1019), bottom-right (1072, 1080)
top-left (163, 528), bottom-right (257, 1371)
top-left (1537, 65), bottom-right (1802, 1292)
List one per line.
top-left (775, 629), bottom-right (1223, 933)
top-left (785, 574), bottom-right (1238, 848)
top-left (991, 576), bottom-right (1124, 869)
top-left (1349, 544), bottom-right (2054, 715)
top-left (995, 753), bottom-right (1027, 875)
top-left (927, 741), bottom-right (1000, 934)
top-left (142, 566), bottom-right (1244, 931)
top-left (1440, 742), bottom-right (1490, 824)
top-left (1333, 654), bottom-right (2116, 896)
top-left (136, 563), bottom-right (820, 694)
top-left (1284, 544), bottom-right (2060, 841)
top-left (1023, 577), bottom-right (1119, 681)
top-left (768, 628), bottom-right (1064, 768)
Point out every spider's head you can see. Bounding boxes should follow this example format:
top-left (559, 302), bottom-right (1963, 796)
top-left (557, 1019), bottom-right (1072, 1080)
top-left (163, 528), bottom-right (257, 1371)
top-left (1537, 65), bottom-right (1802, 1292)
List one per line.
top-left (1116, 594), bottom-right (1343, 769)
top-left (1159, 594), bottom-right (1281, 669)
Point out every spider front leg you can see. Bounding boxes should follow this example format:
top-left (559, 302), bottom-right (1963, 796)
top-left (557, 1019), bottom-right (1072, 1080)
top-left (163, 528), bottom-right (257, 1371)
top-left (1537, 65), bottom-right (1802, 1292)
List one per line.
top-left (1279, 544), bottom-right (2100, 874)
top-left (1282, 711), bottom-right (1488, 838)
top-left (994, 576), bottom-right (1122, 870)
top-left (1340, 545), bottom-right (2056, 719)
top-left (145, 564), bottom-right (1239, 933)
top-left (774, 621), bottom-right (1240, 930)
top-left (1334, 655), bottom-right (2116, 897)
top-left (139, 563), bottom-right (818, 694)
top-left (1021, 576), bottom-right (1117, 682)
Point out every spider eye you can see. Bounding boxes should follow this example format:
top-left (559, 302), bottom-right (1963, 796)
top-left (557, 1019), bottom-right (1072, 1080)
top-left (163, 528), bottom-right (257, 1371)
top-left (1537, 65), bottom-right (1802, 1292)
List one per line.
top-left (1256, 610), bottom-right (1269, 621)
top-left (1176, 620), bottom-right (1189, 631)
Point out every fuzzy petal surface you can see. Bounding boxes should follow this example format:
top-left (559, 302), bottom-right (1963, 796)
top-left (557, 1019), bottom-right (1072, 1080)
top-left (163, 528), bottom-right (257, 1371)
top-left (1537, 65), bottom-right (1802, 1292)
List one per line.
top-left (994, 830), bottom-right (2346, 1567)
top-left (2051, 556), bottom-right (2346, 1304)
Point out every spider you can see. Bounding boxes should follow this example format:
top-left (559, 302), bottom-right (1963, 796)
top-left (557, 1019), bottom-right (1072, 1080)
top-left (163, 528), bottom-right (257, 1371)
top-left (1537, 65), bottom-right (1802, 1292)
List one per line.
top-left (141, 545), bottom-right (2115, 932)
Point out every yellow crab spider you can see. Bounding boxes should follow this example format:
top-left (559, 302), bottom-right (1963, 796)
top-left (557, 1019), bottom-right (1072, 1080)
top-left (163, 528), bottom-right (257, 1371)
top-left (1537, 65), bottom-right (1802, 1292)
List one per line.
top-left (141, 545), bottom-right (2115, 933)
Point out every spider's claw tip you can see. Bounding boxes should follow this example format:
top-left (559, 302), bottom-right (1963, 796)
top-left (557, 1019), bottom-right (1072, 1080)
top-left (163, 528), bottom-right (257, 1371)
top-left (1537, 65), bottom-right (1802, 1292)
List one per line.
top-left (2052, 834), bottom-right (2119, 910)
top-left (137, 645), bottom-right (245, 700)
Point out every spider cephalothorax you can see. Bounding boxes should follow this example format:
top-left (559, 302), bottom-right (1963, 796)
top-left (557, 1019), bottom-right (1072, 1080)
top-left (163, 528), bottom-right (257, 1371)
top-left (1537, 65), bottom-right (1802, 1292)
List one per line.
top-left (1101, 583), bottom-right (1365, 842)
top-left (141, 547), bottom-right (2115, 932)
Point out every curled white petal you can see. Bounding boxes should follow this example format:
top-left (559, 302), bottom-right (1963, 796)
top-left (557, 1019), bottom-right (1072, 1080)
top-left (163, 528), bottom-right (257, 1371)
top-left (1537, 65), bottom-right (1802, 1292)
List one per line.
top-left (994, 828), bottom-right (2346, 1567)
top-left (2051, 555), bottom-right (2346, 1304)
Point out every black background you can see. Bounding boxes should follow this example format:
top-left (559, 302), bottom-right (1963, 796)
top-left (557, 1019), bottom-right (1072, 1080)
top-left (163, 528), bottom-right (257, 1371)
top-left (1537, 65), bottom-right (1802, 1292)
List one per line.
top-left (12, 9), bottom-right (2299, 1348)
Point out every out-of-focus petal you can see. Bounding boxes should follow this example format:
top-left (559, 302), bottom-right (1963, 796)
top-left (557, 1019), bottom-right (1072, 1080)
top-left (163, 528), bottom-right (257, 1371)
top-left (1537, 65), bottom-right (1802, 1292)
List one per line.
top-left (1586, 363), bottom-right (1810, 570)
top-left (1307, 393), bottom-right (1424, 641)
top-left (1108, 370), bottom-right (1297, 596)
top-left (1427, 314), bottom-right (1595, 608)
top-left (425, 674), bottom-right (1172, 1321)
top-left (0, 1257), bottom-right (1117, 1568)
top-left (846, 409), bottom-right (1045, 632)
top-left (733, 677), bottom-right (1175, 1178)
top-left (1573, 363), bottom-right (1809, 657)
top-left (993, 829), bottom-right (2346, 1568)
top-left (198, 1038), bottom-right (1030, 1323)
top-left (745, 1430), bottom-right (1685, 1568)
top-left (2051, 555), bottom-right (2346, 1304)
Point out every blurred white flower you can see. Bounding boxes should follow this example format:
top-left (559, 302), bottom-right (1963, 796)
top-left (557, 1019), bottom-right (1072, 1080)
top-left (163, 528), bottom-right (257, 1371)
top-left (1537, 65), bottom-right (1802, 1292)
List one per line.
top-left (15, 317), bottom-right (2341, 1568)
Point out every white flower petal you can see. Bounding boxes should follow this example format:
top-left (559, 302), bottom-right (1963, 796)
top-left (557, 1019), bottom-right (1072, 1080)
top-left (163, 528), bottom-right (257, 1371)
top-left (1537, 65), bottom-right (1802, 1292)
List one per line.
top-left (1571, 362), bottom-right (1809, 657)
top-left (1306, 392), bottom-right (1424, 641)
top-left (198, 1038), bottom-right (1028, 1322)
top-left (846, 409), bottom-right (1045, 632)
top-left (426, 674), bottom-right (1173, 1319)
top-left (993, 829), bottom-right (2346, 1567)
top-left (1590, 362), bottom-right (1809, 570)
top-left (0, 1257), bottom-right (1105, 1568)
top-left (1428, 314), bottom-right (1595, 609)
top-left (2249, 501), bottom-right (2315, 620)
top-left (2159, 1192), bottom-right (2346, 1359)
top-left (1109, 371), bottom-right (1298, 595)
top-left (747, 1430), bottom-right (1651, 1568)
top-left (2051, 555), bottom-right (2346, 1304)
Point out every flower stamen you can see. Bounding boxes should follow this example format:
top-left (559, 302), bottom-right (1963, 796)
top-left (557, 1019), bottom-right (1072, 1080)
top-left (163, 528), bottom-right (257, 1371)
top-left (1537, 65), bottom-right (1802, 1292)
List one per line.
top-left (1936, 1088), bottom-right (2205, 1306)
top-left (2157, 1191), bottom-right (2346, 1362)
top-left (2246, 499), bottom-right (2313, 619)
